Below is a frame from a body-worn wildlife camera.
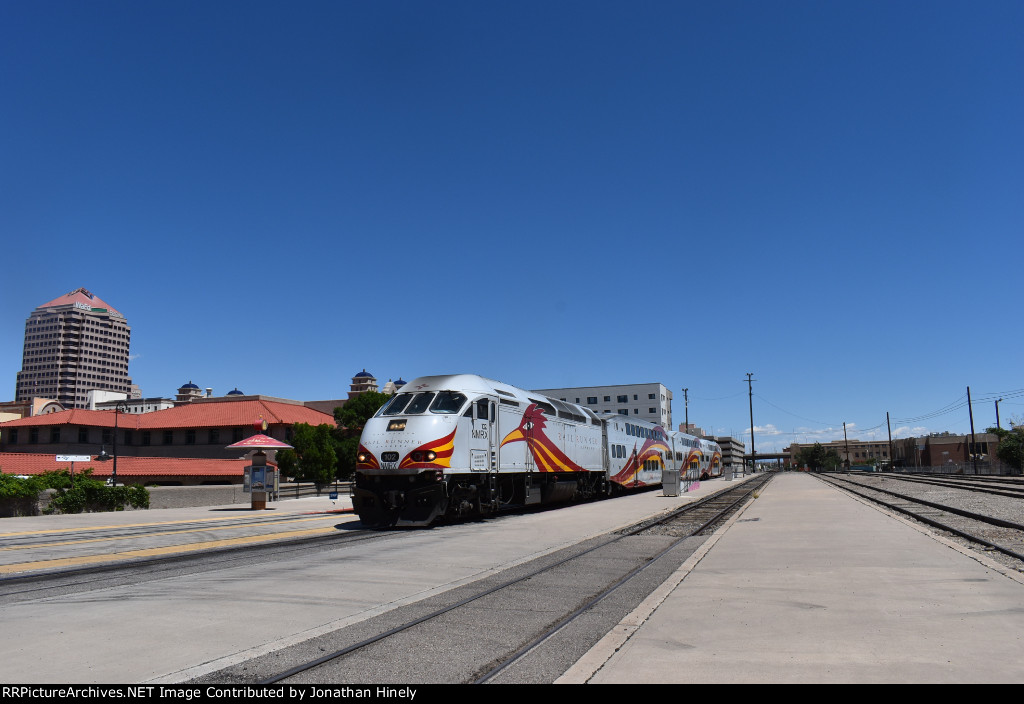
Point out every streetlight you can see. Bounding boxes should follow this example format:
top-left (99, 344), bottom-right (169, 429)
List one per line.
top-left (96, 400), bottom-right (130, 485)
top-left (112, 400), bottom-right (129, 485)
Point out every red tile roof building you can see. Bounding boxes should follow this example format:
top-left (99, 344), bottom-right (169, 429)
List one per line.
top-left (0, 396), bottom-right (335, 483)
top-left (0, 453), bottom-right (252, 485)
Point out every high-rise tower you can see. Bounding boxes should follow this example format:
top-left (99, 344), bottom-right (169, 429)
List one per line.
top-left (14, 288), bottom-right (133, 409)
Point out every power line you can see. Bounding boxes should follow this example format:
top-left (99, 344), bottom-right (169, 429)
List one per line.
top-left (753, 393), bottom-right (841, 427)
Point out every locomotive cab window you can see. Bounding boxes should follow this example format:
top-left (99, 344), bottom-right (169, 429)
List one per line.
top-left (406, 392), bottom-right (436, 414)
top-left (430, 391), bottom-right (467, 414)
top-left (475, 398), bottom-right (490, 420)
top-left (380, 393), bottom-right (413, 416)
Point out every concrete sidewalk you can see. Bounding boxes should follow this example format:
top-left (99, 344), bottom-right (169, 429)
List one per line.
top-left (561, 472), bottom-right (1024, 684)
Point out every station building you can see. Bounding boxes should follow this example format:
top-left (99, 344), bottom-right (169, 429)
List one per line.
top-left (0, 395), bottom-right (335, 485)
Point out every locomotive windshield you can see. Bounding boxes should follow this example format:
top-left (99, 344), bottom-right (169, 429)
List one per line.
top-left (376, 390), bottom-right (468, 415)
top-left (405, 392), bottom-right (435, 414)
top-left (379, 393), bottom-right (413, 416)
top-left (429, 391), bottom-right (467, 414)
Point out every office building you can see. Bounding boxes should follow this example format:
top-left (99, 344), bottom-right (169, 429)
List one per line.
top-left (14, 288), bottom-right (133, 409)
top-left (532, 383), bottom-right (673, 428)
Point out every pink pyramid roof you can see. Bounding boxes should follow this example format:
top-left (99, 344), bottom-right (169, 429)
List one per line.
top-left (226, 433), bottom-right (293, 449)
top-left (35, 287), bottom-right (122, 316)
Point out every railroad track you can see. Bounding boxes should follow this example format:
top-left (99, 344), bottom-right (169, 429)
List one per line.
top-left (193, 474), bottom-right (772, 685)
top-left (818, 473), bottom-right (1024, 569)
top-left (0, 526), bottom-right (381, 603)
top-left (856, 472), bottom-right (1024, 500)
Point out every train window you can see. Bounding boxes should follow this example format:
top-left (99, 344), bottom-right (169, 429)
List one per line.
top-left (476, 398), bottom-right (488, 419)
top-left (380, 393), bottom-right (413, 416)
top-left (406, 392), bottom-right (436, 414)
top-left (430, 391), bottom-right (467, 414)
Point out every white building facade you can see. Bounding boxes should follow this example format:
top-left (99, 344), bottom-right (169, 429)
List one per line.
top-left (532, 383), bottom-right (673, 428)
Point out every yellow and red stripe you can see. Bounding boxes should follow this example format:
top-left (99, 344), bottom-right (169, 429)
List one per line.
top-left (356, 445), bottom-right (379, 470)
top-left (399, 428), bottom-right (456, 469)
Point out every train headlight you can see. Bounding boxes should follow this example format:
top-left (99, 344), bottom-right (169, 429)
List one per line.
top-left (425, 451), bottom-right (436, 462)
top-left (357, 452), bottom-right (368, 463)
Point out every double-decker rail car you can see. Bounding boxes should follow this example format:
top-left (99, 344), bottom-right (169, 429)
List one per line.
top-left (604, 416), bottom-right (723, 488)
top-left (603, 416), bottom-right (671, 489)
top-left (352, 374), bottom-right (723, 527)
top-left (669, 433), bottom-right (723, 482)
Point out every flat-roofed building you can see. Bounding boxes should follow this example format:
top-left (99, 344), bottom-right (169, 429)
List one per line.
top-left (710, 435), bottom-right (746, 471)
top-left (532, 383), bottom-right (673, 428)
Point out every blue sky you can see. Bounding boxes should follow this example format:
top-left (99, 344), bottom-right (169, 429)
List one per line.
top-left (3, 1), bottom-right (1022, 452)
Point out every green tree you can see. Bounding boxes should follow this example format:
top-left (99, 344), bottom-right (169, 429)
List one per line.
top-left (276, 447), bottom-right (298, 480)
top-left (794, 443), bottom-right (843, 472)
top-left (986, 426), bottom-right (1024, 473)
top-left (335, 391), bottom-right (391, 433)
top-left (288, 423), bottom-right (338, 494)
top-left (334, 391), bottom-right (390, 480)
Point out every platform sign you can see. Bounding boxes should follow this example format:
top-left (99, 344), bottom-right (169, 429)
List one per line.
top-left (245, 466), bottom-right (268, 491)
top-left (56, 455), bottom-right (91, 462)
top-left (243, 466), bottom-right (279, 494)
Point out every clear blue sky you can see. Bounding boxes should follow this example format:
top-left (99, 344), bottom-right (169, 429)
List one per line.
top-left (3, 1), bottom-right (1022, 452)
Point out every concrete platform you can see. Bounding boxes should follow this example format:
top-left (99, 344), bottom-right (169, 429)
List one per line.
top-left (0, 475), bottom-right (753, 683)
top-left (560, 472), bottom-right (1024, 684)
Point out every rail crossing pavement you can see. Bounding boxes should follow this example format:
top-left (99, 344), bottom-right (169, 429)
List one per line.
top-left (0, 475), bottom-right (753, 683)
top-left (561, 471), bottom-right (1024, 684)
top-left (0, 491), bottom-right (357, 575)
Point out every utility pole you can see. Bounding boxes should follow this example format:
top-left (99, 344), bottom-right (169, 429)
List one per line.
top-left (968, 386), bottom-right (977, 475)
top-left (746, 373), bottom-right (756, 472)
top-left (886, 412), bottom-right (893, 473)
top-left (682, 388), bottom-right (689, 433)
top-left (996, 398), bottom-right (1002, 430)
top-left (843, 421), bottom-right (850, 470)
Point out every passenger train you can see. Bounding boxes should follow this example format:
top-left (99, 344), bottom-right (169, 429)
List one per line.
top-left (353, 374), bottom-right (722, 527)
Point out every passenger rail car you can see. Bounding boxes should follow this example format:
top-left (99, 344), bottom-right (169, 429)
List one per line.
top-left (352, 374), bottom-right (722, 527)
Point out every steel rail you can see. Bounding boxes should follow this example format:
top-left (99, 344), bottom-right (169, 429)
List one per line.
top-left (864, 473), bottom-right (1024, 500)
top-left (472, 479), bottom-right (767, 684)
top-left (259, 475), bottom-right (773, 685)
top-left (817, 475), bottom-right (1024, 563)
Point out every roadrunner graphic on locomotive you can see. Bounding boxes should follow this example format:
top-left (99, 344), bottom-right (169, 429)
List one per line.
top-left (352, 374), bottom-right (722, 527)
